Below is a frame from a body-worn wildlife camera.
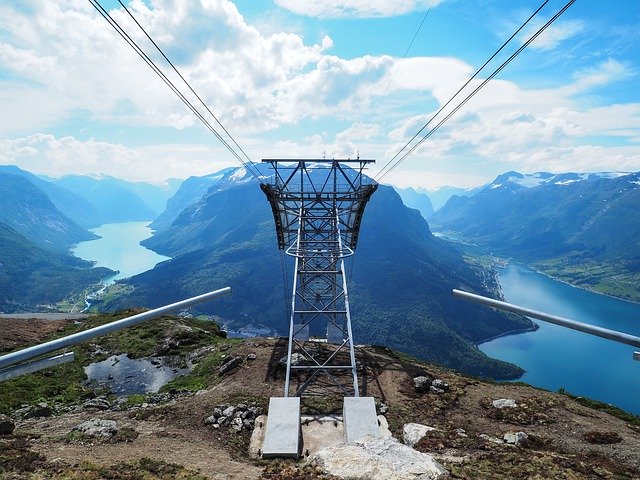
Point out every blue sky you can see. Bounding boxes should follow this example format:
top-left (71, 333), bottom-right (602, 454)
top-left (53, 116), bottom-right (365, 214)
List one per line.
top-left (0, 0), bottom-right (638, 189)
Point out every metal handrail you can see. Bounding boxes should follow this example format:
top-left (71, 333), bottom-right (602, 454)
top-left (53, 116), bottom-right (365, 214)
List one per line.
top-left (452, 289), bottom-right (640, 358)
top-left (0, 287), bottom-right (231, 372)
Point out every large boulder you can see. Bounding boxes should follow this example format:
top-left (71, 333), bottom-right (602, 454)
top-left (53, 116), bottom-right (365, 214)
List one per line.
top-left (309, 435), bottom-right (448, 479)
top-left (219, 356), bottom-right (242, 375)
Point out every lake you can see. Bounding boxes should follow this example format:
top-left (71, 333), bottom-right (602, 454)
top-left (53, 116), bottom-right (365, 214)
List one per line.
top-left (480, 264), bottom-right (640, 415)
top-left (72, 221), bottom-right (170, 284)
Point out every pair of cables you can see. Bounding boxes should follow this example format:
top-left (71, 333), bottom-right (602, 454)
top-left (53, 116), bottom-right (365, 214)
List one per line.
top-left (87, 0), bottom-right (261, 180)
top-left (374, 0), bottom-right (576, 183)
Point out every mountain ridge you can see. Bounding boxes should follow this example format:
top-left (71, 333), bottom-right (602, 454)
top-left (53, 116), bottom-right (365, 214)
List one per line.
top-left (431, 170), bottom-right (640, 301)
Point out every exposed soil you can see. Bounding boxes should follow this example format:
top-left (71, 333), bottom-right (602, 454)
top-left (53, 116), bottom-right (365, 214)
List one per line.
top-left (0, 318), bottom-right (70, 352)
top-left (1, 336), bottom-right (639, 479)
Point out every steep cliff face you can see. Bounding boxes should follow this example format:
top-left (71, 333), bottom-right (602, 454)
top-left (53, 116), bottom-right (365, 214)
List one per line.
top-left (0, 172), bottom-right (96, 250)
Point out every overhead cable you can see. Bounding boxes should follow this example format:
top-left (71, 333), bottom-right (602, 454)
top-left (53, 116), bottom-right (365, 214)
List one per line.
top-left (366, 0), bottom-right (438, 124)
top-left (375, 0), bottom-right (572, 182)
top-left (88, 0), bottom-right (260, 179)
top-left (116, 0), bottom-right (259, 177)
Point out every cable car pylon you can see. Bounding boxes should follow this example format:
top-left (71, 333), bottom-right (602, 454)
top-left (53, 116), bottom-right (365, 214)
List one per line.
top-left (259, 158), bottom-right (378, 457)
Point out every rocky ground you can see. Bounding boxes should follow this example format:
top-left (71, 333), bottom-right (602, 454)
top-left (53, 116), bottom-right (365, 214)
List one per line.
top-left (1, 316), bottom-right (639, 479)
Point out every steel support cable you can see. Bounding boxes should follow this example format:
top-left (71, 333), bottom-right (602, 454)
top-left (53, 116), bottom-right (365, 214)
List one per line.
top-left (366, 0), bottom-right (438, 125)
top-left (116, 0), bottom-right (260, 180)
top-left (377, 0), bottom-right (575, 182)
top-left (374, 0), bottom-right (550, 182)
top-left (88, 0), bottom-right (257, 178)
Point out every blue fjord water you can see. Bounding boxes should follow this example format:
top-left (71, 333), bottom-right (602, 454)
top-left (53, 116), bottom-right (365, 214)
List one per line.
top-left (480, 264), bottom-right (640, 415)
top-left (72, 221), bottom-right (169, 284)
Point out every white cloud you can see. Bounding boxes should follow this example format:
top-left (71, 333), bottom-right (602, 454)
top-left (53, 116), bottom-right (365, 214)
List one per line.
top-left (274, 0), bottom-right (444, 19)
top-left (0, 134), bottom-right (235, 183)
top-left (528, 19), bottom-right (585, 51)
top-left (0, 2), bottom-right (637, 190)
top-left (0, 1), bottom-right (353, 135)
top-left (564, 59), bottom-right (633, 94)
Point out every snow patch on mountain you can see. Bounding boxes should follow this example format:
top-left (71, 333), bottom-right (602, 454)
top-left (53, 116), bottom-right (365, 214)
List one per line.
top-left (491, 171), bottom-right (634, 189)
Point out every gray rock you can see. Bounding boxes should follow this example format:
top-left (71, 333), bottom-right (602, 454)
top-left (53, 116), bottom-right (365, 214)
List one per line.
top-left (218, 416), bottom-right (229, 426)
top-left (219, 356), bottom-right (242, 375)
top-left (310, 434), bottom-right (448, 479)
top-left (479, 433), bottom-right (504, 444)
top-left (83, 397), bottom-right (111, 411)
top-left (378, 403), bottom-right (389, 414)
top-left (230, 417), bottom-right (243, 432)
top-left (13, 406), bottom-right (32, 418)
top-left (212, 406), bottom-right (224, 417)
top-left (25, 403), bottom-right (53, 419)
top-left (504, 431), bottom-right (528, 446)
top-left (0, 414), bottom-right (15, 435)
top-left (429, 386), bottom-right (445, 394)
top-left (413, 376), bottom-right (431, 393)
top-left (431, 379), bottom-right (449, 392)
top-left (222, 406), bottom-right (236, 418)
top-left (204, 415), bottom-right (217, 425)
top-left (73, 419), bottom-right (118, 438)
top-left (243, 419), bottom-right (254, 429)
top-left (248, 406), bottom-right (262, 416)
top-left (492, 398), bottom-right (518, 409)
top-left (279, 352), bottom-right (305, 367)
top-left (237, 403), bottom-right (247, 410)
top-left (247, 353), bottom-right (257, 361)
top-left (454, 428), bottom-right (467, 438)
top-left (403, 423), bottom-right (438, 447)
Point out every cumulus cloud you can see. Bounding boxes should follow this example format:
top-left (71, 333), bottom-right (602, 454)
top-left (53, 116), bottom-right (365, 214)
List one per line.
top-left (274, 0), bottom-right (444, 19)
top-left (0, 1), bottom-right (637, 190)
top-left (0, 0), bottom-right (369, 135)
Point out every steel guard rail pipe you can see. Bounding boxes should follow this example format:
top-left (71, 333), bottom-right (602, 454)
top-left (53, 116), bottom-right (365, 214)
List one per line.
top-left (0, 287), bottom-right (232, 371)
top-left (452, 289), bottom-right (640, 349)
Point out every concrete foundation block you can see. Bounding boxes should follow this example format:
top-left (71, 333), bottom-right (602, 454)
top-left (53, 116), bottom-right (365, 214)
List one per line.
top-left (343, 396), bottom-right (379, 443)
top-left (262, 397), bottom-right (301, 458)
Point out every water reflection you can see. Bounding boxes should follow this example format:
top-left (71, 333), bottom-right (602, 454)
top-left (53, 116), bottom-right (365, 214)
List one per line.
top-left (84, 354), bottom-right (191, 395)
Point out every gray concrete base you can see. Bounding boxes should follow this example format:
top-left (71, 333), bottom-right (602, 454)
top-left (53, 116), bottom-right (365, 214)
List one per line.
top-left (251, 413), bottom-right (392, 459)
top-left (261, 397), bottom-right (301, 458)
top-left (343, 396), bottom-right (380, 443)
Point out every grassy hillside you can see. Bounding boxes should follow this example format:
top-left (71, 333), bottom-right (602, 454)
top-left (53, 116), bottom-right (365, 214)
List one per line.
top-left (0, 222), bottom-right (112, 312)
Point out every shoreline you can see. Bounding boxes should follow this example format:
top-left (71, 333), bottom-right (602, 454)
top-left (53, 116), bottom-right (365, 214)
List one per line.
top-left (476, 323), bottom-right (540, 346)
top-left (527, 264), bottom-right (640, 306)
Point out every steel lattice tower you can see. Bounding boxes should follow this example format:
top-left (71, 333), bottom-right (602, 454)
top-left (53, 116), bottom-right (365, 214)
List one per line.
top-left (261, 159), bottom-right (377, 397)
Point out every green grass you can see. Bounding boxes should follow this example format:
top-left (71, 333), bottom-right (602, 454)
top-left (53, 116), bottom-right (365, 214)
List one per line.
top-left (533, 258), bottom-right (640, 302)
top-left (559, 390), bottom-right (640, 426)
top-left (0, 348), bottom-right (94, 414)
top-left (160, 338), bottom-right (241, 392)
top-left (0, 312), bottom-right (228, 414)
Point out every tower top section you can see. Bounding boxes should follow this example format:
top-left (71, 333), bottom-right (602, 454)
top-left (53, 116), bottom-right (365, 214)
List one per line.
top-left (260, 159), bottom-right (378, 254)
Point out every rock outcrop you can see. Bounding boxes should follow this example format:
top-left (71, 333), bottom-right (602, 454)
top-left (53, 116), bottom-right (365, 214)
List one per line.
top-left (309, 434), bottom-right (448, 479)
top-left (73, 419), bottom-right (118, 438)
